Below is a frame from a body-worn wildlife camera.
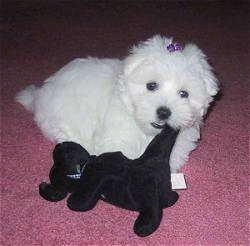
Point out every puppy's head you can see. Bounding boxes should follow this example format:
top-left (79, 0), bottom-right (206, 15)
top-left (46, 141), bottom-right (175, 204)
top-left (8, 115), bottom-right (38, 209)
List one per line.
top-left (119, 35), bottom-right (219, 135)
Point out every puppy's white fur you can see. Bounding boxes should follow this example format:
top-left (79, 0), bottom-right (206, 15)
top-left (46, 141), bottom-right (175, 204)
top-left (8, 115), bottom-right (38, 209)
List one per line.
top-left (16, 35), bottom-right (218, 172)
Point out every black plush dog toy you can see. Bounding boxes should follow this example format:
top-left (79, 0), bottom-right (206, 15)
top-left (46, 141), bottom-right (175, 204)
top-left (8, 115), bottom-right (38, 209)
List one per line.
top-left (39, 125), bottom-right (179, 237)
top-left (39, 142), bottom-right (91, 202)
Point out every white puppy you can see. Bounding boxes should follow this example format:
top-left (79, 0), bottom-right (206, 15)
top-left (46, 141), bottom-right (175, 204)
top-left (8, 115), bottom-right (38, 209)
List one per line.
top-left (16, 35), bottom-right (219, 172)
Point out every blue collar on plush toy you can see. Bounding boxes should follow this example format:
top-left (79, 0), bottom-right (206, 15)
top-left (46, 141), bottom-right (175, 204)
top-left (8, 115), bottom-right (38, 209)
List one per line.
top-left (67, 164), bottom-right (86, 179)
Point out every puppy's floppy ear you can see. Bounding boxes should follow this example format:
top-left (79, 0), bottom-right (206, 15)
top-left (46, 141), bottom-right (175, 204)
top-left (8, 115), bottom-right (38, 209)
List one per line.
top-left (123, 51), bottom-right (146, 76)
top-left (184, 44), bottom-right (219, 97)
top-left (123, 35), bottom-right (172, 76)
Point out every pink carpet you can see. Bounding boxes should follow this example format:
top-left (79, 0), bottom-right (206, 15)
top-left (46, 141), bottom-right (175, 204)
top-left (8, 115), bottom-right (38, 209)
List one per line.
top-left (1, 1), bottom-right (249, 245)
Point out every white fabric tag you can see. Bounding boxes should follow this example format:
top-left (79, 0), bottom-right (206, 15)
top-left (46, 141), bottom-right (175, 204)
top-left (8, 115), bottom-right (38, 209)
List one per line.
top-left (171, 173), bottom-right (187, 190)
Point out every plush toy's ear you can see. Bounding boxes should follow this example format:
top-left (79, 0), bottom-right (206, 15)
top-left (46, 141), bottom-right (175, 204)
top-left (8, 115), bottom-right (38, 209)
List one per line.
top-left (184, 43), bottom-right (219, 97)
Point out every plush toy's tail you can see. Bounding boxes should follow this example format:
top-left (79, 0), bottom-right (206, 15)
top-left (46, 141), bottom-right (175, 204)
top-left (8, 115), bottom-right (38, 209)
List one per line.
top-left (140, 125), bottom-right (179, 161)
top-left (15, 85), bottom-right (37, 111)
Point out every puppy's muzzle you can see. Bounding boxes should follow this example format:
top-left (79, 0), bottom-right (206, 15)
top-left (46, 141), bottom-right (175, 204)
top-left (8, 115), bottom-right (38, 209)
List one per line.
top-left (156, 106), bottom-right (171, 120)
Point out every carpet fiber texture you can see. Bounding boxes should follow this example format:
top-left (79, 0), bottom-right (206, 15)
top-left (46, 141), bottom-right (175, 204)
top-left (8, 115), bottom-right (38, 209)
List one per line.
top-left (1, 1), bottom-right (249, 245)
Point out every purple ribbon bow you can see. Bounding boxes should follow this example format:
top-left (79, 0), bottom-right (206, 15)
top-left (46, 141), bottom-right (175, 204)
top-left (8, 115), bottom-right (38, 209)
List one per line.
top-left (167, 43), bottom-right (183, 52)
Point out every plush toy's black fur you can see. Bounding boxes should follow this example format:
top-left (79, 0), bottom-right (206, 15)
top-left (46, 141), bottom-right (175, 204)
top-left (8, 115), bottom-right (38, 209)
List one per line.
top-left (39, 125), bottom-right (179, 237)
top-left (39, 143), bottom-right (91, 202)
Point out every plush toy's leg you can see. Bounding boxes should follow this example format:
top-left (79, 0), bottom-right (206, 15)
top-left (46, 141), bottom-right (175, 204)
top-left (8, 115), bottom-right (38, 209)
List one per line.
top-left (39, 182), bottom-right (68, 202)
top-left (162, 191), bottom-right (179, 208)
top-left (39, 165), bottom-right (69, 202)
top-left (67, 175), bottom-right (107, 212)
top-left (133, 178), bottom-right (162, 237)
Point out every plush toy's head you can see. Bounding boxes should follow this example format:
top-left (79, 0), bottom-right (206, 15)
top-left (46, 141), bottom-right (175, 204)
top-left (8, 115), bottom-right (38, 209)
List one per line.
top-left (53, 142), bottom-right (90, 179)
top-left (39, 142), bottom-right (91, 202)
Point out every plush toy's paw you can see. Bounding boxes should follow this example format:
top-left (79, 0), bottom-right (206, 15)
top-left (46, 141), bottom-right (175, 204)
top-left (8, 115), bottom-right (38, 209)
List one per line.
top-left (39, 182), bottom-right (68, 202)
top-left (67, 192), bottom-right (99, 212)
top-left (133, 209), bottom-right (162, 237)
top-left (162, 191), bottom-right (179, 208)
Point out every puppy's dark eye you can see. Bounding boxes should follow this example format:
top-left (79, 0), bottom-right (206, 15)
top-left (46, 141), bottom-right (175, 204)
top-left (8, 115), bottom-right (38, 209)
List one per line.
top-left (146, 81), bottom-right (158, 91)
top-left (179, 90), bottom-right (189, 98)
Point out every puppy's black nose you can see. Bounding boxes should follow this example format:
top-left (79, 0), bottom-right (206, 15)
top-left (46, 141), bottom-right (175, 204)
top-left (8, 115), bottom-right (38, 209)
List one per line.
top-left (156, 106), bottom-right (171, 120)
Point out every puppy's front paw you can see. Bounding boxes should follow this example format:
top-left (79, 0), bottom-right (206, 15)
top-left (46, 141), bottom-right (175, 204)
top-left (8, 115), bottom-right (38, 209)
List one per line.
top-left (39, 182), bottom-right (67, 202)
